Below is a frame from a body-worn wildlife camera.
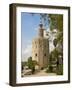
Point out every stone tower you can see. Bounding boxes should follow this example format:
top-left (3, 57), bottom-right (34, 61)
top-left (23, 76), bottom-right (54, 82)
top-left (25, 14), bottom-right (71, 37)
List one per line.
top-left (32, 24), bottom-right (49, 69)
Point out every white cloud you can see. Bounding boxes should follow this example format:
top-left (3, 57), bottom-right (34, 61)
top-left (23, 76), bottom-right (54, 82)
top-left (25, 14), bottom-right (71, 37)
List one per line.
top-left (23, 45), bottom-right (32, 55)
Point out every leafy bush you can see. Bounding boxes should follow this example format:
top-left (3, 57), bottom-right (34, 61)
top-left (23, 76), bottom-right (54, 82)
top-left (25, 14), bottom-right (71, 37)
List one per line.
top-left (49, 65), bottom-right (53, 72)
top-left (56, 64), bottom-right (63, 75)
top-left (45, 68), bottom-right (49, 73)
top-left (45, 65), bottom-right (53, 73)
top-left (27, 57), bottom-right (38, 74)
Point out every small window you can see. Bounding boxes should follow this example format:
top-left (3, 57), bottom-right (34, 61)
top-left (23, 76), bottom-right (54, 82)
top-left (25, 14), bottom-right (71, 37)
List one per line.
top-left (46, 34), bottom-right (48, 36)
top-left (44, 53), bottom-right (46, 56)
top-left (35, 53), bottom-right (37, 56)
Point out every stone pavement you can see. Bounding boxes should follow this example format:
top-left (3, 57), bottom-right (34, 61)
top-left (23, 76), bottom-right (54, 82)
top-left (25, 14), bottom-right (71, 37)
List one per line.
top-left (23, 69), bottom-right (57, 77)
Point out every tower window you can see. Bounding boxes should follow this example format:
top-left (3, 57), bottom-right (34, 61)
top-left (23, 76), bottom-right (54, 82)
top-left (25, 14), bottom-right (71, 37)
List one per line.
top-left (35, 53), bottom-right (37, 56)
top-left (46, 34), bottom-right (48, 36)
top-left (44, 53), bottom-right (46, 56)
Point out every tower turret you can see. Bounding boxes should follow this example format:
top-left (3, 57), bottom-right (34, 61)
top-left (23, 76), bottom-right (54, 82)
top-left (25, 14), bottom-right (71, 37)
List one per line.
top-left (38, 23), bottom-right (44, 37)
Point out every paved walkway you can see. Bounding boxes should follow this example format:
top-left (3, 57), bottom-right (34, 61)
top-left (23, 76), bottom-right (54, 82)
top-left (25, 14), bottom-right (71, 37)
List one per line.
top-left (23, 70), bottom-right (57, 77)
top-left (35, 70), bottom-right (56, 76)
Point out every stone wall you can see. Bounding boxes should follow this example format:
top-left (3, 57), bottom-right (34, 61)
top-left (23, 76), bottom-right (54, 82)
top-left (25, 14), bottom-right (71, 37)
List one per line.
top-left (32, 37), bottom-right (49, 69)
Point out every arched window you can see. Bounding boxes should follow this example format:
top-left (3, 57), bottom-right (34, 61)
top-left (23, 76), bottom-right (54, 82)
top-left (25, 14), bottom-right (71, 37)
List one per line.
top-left (44, 53), bottom-right (46, 56)
top-left (35, 53), bottom-right (37, 57)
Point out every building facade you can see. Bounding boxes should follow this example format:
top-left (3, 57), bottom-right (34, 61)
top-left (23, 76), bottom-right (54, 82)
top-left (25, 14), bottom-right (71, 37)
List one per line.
top-left (32, 24), bottom-right (49, 69)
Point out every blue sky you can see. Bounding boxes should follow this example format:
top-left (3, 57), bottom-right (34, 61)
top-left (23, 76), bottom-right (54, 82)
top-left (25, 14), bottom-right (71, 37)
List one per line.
top-left (21, 12), bottom-right (41, 61)
top-left (21, 13), bottom-right (40, 45)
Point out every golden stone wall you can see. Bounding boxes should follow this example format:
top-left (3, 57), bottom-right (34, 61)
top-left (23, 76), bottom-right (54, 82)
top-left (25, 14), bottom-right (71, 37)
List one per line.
top-left (32, 37), bottom-right (49, 69)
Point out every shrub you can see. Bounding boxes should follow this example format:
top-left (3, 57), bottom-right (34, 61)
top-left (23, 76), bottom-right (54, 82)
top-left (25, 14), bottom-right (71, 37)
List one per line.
top-left (56, 64), bottom-right (63, 75)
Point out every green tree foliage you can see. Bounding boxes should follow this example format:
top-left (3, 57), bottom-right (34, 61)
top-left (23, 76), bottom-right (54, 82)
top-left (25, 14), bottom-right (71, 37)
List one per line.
top-left (49, 14), bottom-right (63, 46)
top-left (56, 64), bottom-right (63, 75)
top-left (27, 57), bottom-right (37, 74)
top-left (22, 61), bottom-right (27, 66)
top-left (48, 14), bottom-right (63, 31)
top-left (21, 61), bottom-right (27, 70)
top-left (28, 57), bottom-right (34, 68)
top-left (22, 56), bottom-right (38, 74)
